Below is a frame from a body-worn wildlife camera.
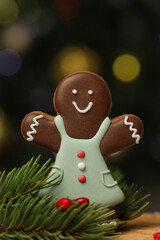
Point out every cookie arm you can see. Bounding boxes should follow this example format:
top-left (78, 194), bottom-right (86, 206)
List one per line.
top-left (100, 114), bottom-right (144, 158)
top-left (21, 111), bottom-right (61, 154)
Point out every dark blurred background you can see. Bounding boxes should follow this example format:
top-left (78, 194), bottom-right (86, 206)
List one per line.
top-left (0, 0), bottom-right (159, 211)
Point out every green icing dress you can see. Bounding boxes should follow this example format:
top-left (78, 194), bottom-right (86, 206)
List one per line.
top-left (39, 115), bottom-right (124, 206)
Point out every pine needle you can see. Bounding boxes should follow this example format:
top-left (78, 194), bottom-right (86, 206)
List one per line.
top-left (111, 168), bottom-right (151, 220)
top-left (0, 195), bottom-right (119, 240)
top-left (116, 183), bottom-right (151, 220)
top-left (0, 158), bottom-right (151, 239)
top-left (0, 155), bottom-right (59, 203)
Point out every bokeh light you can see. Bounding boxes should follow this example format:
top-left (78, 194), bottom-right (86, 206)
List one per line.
top-left (0, 49), bottom-right (22, 76)
top-left (53, 0), bottom-right (80, 20)
top-left (2, 24), bottom-right (35, 52)
top-left (16, 0), bottom-right (41, 24)
top-left (0, 0), bottom-right (19, 25)
top-left (112, 54), bottom-right (141, 82)
top-left (51, 45), bottom-right (102, 81)
top-left (31, 87), bottom-right (54, 113)
top-left (109, 0), bottom-right (135, 10)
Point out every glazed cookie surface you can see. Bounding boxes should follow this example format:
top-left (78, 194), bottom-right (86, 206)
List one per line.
top-left (21, 71), bottom-right (143, 206)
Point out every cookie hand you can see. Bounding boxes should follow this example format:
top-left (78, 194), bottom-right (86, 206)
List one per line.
top-left (124, 115), bottom-right (141, 144)
top-left (21, 111), bottom-right (61, 154)
top-left (25, 114), bottom-right (43, 142)
top-left (100, 114), bottom-right (143, 158)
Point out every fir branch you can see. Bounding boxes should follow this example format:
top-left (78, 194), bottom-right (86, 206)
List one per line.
top-left (116, 183), bottom-right (151, 220)
top-left (0, 156), bottom-right (60, 203)
top-left (0, 195), bottom-right (119, 240)
top-left (0, 158), bottom-right (151, 239)
top-left (110, 168), bottom-right (151, 220)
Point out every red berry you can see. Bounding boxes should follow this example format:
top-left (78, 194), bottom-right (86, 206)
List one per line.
top-left (74, 197), bottom-right (89, 207)
top-left (78, 175), bottom-right (86, 183)
top-left (56, 198), bottom-right (72, 212)
top-left (154, 232), bottom-right (160, 240)
top-left (77, 150), bottom-right (85, 158)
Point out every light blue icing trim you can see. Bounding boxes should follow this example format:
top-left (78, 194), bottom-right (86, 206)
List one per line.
top-left (101, 170), bottom-right (118, 188)
top-left (54, 115), bottom-right (67, 138)
top-left (40, 115), bottom-right (125, 206)
top-left (51, 166), bottom-right (64, 184)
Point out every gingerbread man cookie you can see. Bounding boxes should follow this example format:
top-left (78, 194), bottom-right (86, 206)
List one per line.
top-left (21, 72), bottom-right (143, 206)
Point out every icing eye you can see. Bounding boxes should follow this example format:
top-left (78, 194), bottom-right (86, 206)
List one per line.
top-left (88, 90), bottom-right (93, 95)
top-left (72, 89), bottom-right (77, 95)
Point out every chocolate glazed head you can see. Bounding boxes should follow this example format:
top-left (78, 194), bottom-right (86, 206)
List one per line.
top-left (54, 72), bottom-right (112, 139)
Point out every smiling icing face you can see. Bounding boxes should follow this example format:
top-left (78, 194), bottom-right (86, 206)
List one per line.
top-left (72, 89), bottom-right (93, 113)
top-left (54, 72), bottom-right (112, 138)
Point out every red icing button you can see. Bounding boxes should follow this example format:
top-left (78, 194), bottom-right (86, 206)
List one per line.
top-left (74, 197), bottom-right (89, 207)
top-left (154, 232), bottom-right (160, 240)
top-left (77, 150), bottom-right (85, 158)
top-left (78, 175), bottom-right (86, 183)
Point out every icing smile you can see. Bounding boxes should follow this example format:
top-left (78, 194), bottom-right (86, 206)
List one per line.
top-left (72, 101), bottom-right (93, 113)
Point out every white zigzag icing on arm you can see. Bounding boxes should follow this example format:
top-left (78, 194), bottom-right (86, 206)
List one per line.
top-left (26, 115), bottom-right (43, 141)
top-left (124, 115), bottom-right (140, 144)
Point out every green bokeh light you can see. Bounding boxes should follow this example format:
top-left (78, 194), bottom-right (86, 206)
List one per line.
top-left (0, 0), bottom-right (19, 25)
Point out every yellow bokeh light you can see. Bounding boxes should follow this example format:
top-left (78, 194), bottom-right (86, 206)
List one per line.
top-left (112, 54), bottom-right (141, 82)
top-left (0, 0), bottom-right (19, 25)
top-left (51, 45), bottom-right (102, 81)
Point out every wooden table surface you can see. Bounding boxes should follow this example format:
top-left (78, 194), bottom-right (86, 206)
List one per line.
top-left (119, 213), bottom-right (160, 240)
